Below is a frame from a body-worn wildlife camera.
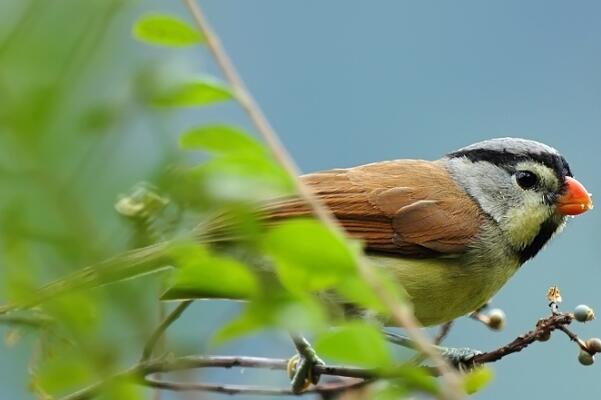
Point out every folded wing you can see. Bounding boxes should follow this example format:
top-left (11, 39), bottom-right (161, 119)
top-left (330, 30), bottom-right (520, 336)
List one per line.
top-left (265, 160), bottom-right (483, 258)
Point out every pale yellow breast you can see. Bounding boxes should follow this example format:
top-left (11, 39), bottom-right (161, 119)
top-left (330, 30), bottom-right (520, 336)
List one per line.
top-left (370, 255), bottom-right (519, 326)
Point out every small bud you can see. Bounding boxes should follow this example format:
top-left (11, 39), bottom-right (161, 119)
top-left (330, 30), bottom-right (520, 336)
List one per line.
top-left (537, 331), bottom-right (551, 342)
top-left (586, 338), bottom-right (601, 354)
top-left (546, 286), bottom-right (562, 304)
top-left (487, 308), bottom-right (506, 331)
top-left (574, 305), bottom-right (595, 323)
top-left (578, 350), bottom-right (595, 366)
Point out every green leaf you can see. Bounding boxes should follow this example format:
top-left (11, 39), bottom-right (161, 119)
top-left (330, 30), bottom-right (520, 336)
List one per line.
top-left (162, 243), bottom-right (259, 300)
top-left (336, 275), bottom-right (387, 313)
top-left (98, 380), bottom-right (144, 400)
top-left (152, 79), bottom-right (233, 107)
top-left (263, 219), bottom-right (358, 292)
top-left (179, 124), bottom-right (266, 155)
top-left (213, 294), bottom-right (326, 344)
top-left (133, 14), bottom-right (204, 47)
top-left (38, 351), bottom-right (95, 394)
top-left (463, 367), bottom-right (493, 394)
top-left (315, 322), bottom-right (393, 369)
top-left (391, 366), bottom-right (439, 394)
top-left (192, 152), bottom-right (295, 200)
top-left (367, 367), bottom-right (439, 399)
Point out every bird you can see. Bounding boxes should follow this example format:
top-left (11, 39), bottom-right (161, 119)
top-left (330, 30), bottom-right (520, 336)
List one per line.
top-left (262, 137), bottom-right (593, 326)
top-left (5, 138), bottom-right (592, 329)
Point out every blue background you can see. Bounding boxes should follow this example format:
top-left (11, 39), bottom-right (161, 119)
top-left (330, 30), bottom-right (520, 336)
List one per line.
top-left (1, 0), bottom-right (600, 398)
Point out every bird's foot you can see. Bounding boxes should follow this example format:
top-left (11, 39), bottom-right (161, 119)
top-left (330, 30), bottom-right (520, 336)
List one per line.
top-left (439, 346), bottom-right (483, 371)
top-left (384, 331), bottom-right (482, 371)
top-left (287, 337), bottom-right (325, 393)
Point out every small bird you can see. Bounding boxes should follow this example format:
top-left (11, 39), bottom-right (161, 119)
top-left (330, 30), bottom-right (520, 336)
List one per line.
top-left (266, 137), bottom-right (593, 326)
top-left (8, 138), bottom-right (592, 330)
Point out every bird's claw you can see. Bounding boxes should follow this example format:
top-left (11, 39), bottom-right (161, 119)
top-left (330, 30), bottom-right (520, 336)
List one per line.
top-left (287, 352), bottom-right (325, 393)
top-left (440, 347), bottom-right (483, 371)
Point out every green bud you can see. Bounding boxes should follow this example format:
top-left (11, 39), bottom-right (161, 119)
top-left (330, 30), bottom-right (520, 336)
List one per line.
top-left (586, 338), bottom-right (601, 354)
top-left (574, 305), bottom-right (595, 323)
top-left (487, 308), bottom-right (506, 331)
top-left (578, 350), bottom-right (595, 366)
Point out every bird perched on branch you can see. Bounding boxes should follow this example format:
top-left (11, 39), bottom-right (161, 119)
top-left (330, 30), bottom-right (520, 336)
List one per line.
top-left (266, 137), bottom-right (592, 325)
top-left (4, 138), bottom-right (592, 329)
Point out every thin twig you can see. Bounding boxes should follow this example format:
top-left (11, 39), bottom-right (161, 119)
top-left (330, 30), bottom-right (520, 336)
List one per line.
top-left (141, 301), bottom-right (192, 361)
top-left (143, 376), bottom-right (366, 396)
top-left (181, 1), bottom-right (463, 398)
top-left (557, 325), bottom-right (589, 352)
top-left (434, 321), bottom-right (454, 345)
top-left (59, 355), bottom-right (372, 400)
top-left (470, 313), bottom-right (573, 365)
top-left (59, 310), bottom-right (586, 399)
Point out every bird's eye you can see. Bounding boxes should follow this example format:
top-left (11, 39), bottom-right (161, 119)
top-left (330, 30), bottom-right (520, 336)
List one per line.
top-left (515, 171), bottom-right (538, 190)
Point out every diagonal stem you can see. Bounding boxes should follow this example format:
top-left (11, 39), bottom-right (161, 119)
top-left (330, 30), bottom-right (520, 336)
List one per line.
top-left (181, 1), bottom-right (464, 398)
top-left (141, 300), bottom-right (192, 362)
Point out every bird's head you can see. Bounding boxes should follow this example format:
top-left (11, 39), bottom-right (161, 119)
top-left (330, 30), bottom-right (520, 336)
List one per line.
top-left (445, 138), bottom-right (593, 263)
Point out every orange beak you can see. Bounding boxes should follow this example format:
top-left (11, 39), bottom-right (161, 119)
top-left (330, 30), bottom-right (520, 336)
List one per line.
top-left (556, 177), bottom-right (593, 216)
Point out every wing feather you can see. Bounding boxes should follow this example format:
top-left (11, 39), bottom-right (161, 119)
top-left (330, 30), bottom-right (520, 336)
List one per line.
top-left (262, 160), bottom-right (483, 257)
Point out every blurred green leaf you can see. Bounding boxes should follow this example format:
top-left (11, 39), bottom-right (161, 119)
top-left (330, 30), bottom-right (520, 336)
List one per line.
top-left (213, 294), bottom-right (326, 344)
top-left (463, 367), bottom-right (493, 394)
top-left (369, 383), bottom-right (409, 400)
top-left (133, 14), bottom-right (205, 47)
top-left (180, 124), bottom-right (266, 155)
top-left (315, 322), bottom-right (393, 369)
top-left (336, 275), bottom-right (387, 313)
top-left (46, 291), bottom-right (99, 335)
top-left (192, 152), bottom-right (295, 200)
top-left (152, 79), bottom-right (233, 107)
top-left (368, 367), bottom-right (439, 399)
top-left (97, 379), bottom-right (143, 400)
top-left (162, 242), bottom-right (259, 300)
top-left (392, 365), bottom-right (439, 394)
top-left (262, 219), bottom-right (358, 292)
top-left (38, 351), bottom-right (95, 394)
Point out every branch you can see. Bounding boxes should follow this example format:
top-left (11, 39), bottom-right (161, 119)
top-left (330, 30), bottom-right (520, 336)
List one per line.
top-left (434, 321), bottom-right (454, 345)
top-left (59, 355), bottom-right (372, 400)
top-left (141, 301), bottom-right (192, 361)
top-left (59, 308), bottom-right (597, 399)
top-left (181, 1), bottom-right (463, 397)
top-left (470, 312), bottom-right (575, 365)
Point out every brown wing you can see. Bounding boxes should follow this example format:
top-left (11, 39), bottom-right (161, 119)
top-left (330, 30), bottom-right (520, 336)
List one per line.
top-left (265, 159), bottom-right (483, 258)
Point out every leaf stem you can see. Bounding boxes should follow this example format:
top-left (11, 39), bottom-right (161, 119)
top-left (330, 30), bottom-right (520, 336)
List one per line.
top-left (141, 300), bottom-right (193, 361)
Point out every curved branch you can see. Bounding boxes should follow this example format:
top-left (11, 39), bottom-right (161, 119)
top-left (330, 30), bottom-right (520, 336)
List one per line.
top-left (143, 376), bottom-right (366, 396)
top-left (59, 355), bottom-right (372, 400)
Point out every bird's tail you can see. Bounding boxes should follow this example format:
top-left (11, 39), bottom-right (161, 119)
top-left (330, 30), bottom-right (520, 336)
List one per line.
top-left (0, 199), bottom-right (303, 315)
top-left (0, 241), bottom-right (174, 315)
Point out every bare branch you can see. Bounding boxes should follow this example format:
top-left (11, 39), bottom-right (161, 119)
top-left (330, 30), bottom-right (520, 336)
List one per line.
top-left (470, 313), bottom-right (573, 365)
top-left (59, 355), bottom-right (371, 400)
top-left (434, 321), bottom-right (454, 345)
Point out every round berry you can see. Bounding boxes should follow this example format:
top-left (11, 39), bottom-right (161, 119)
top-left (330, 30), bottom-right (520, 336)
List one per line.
top-left (574, 305), bottom-right (595, 322)
top-left (537, 331), bottom-right (551, 342)
top-left (578, 350), bottom-right (595, 366)
top-left (586, 338), bottom-right (601, 354)
top-left (487, 308), bottom-right (506, 331)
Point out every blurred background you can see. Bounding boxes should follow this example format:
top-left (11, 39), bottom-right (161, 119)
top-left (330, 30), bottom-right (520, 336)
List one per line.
top-left (0, 0), bottom-right (599, 399)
